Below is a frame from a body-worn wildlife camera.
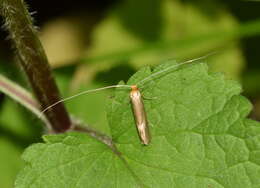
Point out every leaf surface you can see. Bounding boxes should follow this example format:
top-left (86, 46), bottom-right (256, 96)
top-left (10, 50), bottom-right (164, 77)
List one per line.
top-left (15, 62), bottom-right (260, 188)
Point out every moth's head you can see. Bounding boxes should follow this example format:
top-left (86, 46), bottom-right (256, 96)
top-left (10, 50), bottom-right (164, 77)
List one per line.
top-left (131, 85), bottom-right (139, 91)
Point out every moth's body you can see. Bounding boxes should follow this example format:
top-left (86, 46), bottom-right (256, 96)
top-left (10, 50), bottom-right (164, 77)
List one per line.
top-left (129, 85), bottom-right (150, 145)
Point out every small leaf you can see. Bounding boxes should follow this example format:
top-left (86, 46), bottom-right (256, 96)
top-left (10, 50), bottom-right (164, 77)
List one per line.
top-left (15, 62), bottom-right (260, 188)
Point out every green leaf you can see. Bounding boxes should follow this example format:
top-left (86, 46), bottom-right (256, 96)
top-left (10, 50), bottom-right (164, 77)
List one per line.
top-left (15, 62), bottom-right (260, 187)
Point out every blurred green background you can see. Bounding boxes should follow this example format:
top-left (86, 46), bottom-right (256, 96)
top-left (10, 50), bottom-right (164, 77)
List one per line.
top-left (1, 0), bottom-right (260, 187)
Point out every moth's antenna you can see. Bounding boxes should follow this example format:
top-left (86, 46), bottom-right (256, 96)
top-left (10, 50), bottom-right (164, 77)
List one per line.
top-left (137, 51), bottom-right (218, 86)
top-left (40, 84), bottom-right (131, 116)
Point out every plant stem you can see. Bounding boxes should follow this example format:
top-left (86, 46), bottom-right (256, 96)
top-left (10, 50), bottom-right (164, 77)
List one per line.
top-left (0, 0), bottom-right (72, 132)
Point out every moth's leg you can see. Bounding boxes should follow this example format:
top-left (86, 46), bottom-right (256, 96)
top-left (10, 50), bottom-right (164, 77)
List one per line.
top-left (142, 95), bottom-right (158, 100)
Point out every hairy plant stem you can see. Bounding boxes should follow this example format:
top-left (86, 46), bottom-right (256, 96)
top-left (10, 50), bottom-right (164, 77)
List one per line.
top-left (0, 0), bottom-right (72, 132)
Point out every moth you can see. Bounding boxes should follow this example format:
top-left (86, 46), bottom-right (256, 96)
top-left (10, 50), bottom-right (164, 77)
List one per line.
top-left (130, 85), bottom-right (150, 145)
top-left (41, 52), bottom-right (215, 145)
